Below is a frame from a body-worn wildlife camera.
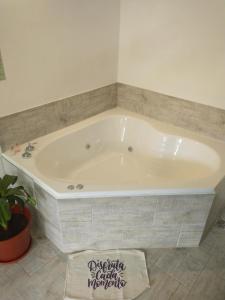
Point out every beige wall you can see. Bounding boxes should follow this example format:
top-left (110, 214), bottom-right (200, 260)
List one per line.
top-left (118, 0), bottom-right (225, 109)
top-left (1, 0), bottom-right (225, 116)
top-left (0, 0), bottom-right (120, 117)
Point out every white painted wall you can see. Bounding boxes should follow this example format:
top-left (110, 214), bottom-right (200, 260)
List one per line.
top-left (1, 0), bottom-right (225, 116)
top-left (118, 0), bottom-right (225, 109)
top-left (0, 0), bottom-right (120, 117)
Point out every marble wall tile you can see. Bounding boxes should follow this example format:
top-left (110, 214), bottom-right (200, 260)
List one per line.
top-left (156, 195), bottom-right (214, 211)
top-left (123, 228), bottom-right (180, 248)
top-left (62, 225), bottom-right (124, 243)
top-left (154, 194), bottom-right (214, 228)
top-left (2, 80), bottom-right (225, 153)
top-left (35, 193), bottom-right (216, 252)
top-left (177, 231), bottom-right (203, 247)
top-left (37, 214), bottom-right (64, 251)
top-left (58, 196), bottom-right (157, 210)
top-left (62, 237), bottom-right (178, 252)
top-left (202, 175), bottom-right (225, 239)
top-left (92, 207), bottom-right (155, 225)
top-left (181, 224), bottom-right (205, 232)
top-left (56, 195), bottom-right (204, 251)
top-left (0, 84), bottom-right (117, 151)
top-left (117, 83), bottom-right (225, 141)
top-left (3, 81), bottom-right (225, 155)
top-left (32, 182), bottom-right (65, 251)
top-left (154, 209), bottom-right (209, 226)
top-left (59, 207), bottom-right (92, 224)
top-left (34, 183), bottom-right (60, 229)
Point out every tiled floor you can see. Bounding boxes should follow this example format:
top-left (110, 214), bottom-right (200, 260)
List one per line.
top-left (0, 225), bottom-right (225, 300)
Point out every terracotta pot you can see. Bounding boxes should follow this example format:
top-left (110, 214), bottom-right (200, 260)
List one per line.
top-left (0, 206), bottom-right (32, 263)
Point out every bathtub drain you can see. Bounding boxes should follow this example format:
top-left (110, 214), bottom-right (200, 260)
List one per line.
top-left (128, 146), bottom-right (133, 152)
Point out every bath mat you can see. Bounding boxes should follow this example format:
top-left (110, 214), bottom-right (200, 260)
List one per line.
top-left (64, 249), bottom-right (150, 300)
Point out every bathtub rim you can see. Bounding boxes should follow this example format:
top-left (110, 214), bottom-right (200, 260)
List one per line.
top-left (2, 153), bottom-right (216, 200)
top-left (2, 107), bottom-right (225, 199)
top-left (1, 149), bottom-right (217, 200)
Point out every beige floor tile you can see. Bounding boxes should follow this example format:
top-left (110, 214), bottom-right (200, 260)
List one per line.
top-left (0, 261), bottom-right (26, 278)
top-left (187, 269), bottom-right (225, 300)
top-left (18, 237), bottom-right (60, 275)
top-left (201, 227), bottom-right (225, 256)
top-left (145, 248), bottom-right (169, 267)
top-left (154, 248), bottom-right (187, 273)
top-left (0, 272), bottom-right (10, 287)
top-left (1, 288), bottom-right (24, 300)
top-left (0, 262), bottom-right (30, 292)
top-left (17, 256), bottom-right (67, 300)
top-left (144, 265), bottom-right (180, 300)
top-left (1, 225), bottom-right (225, 300)
top-left (204, 251), bottom-right (225, 280)
top-left (169, 284), bottom-right (190, 300)
top-left (168, 248), bottom-right (210, 287)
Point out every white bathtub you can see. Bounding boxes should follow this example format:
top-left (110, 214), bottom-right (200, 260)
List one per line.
top-left (2, 108), bottom-right (225, 252)
top-left (3, 108), bottom-right (225, 198)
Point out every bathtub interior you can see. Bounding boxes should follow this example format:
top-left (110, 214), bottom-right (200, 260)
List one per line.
top-left (34, 114), bottom-right (221, 188)
top-left (3, 108), bottom-right (225, 196)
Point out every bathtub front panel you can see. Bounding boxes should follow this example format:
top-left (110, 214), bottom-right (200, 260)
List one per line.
top-left (56, 194), bottom-right (214, 252)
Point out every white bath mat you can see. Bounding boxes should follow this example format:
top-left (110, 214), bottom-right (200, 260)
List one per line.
top-left (64, 249), bottom-right (150, 300)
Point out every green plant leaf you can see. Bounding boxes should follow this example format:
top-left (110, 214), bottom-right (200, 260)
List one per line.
top-left (0, 218), bottom-right (7, 230)
top-left (0, 175), bottom-right (18, 196)
top-left (0, 174), bottom-right (36, 229)
top-left (27, 195), bottom-right (37, 207)
top-left (5, 186), bottom-right (25, 197)
top-left (0, 198), bottom-right (11, 230)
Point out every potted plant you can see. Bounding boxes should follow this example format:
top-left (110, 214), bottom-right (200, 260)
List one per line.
top-left (0, 174), bottom-right (36, 263)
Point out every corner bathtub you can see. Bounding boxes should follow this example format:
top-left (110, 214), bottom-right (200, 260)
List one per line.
top-left (2, 108), bottom-right (225, 252)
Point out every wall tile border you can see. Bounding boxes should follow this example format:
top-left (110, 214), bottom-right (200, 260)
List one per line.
top-left (0, 84), bottom-right (117, 151)
top-left (1, 82), bottom-right (225, 152)
top-left (117, 83), bottom-right (225, 141)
